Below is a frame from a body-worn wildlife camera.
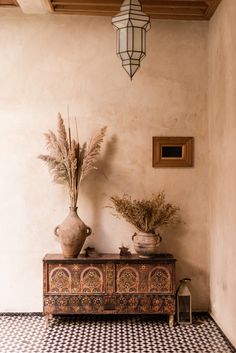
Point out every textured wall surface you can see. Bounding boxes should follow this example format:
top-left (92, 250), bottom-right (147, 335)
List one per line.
top-left (208, 0), bottom-right (236, 346)
top-left (0, 9), bottom-right (209, 311)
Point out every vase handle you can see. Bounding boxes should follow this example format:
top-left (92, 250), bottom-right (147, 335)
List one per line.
top-left (86, 226), bottom-right (92, 237)
top-left (132, 232), bottom-right (137, 241)
top-left (54, 226), bottom-right (60, 237)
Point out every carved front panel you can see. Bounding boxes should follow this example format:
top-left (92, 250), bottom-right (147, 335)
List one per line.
top-left (44, 295), bottom-right (113, 314)
top-left (116, 264), bottom-right (173, 294)
top-left (106, 264), bottom-right (115, 294)
top-left (44, 294), bottom-right (175, 315)
top-left (115, 295), bottom-right (175, 314)
top-left (47, 264), bottom-right (106, 294)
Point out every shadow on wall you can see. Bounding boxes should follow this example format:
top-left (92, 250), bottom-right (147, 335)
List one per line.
top-left (177, 259), bottom-right (210, 310)
top-left (79, 133), bottom-right (209, 310)
top-left (162, 222), bottom-right (210, 310)
top-left (80, 134), bottom-right (118, 247)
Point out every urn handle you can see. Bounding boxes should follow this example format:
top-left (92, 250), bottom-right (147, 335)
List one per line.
top-left (54, 225), bottom-right (60, 237)
top-left (155, 233), bottom-right (162, 245)
top-left (86, 226), bottom-right (92, 237)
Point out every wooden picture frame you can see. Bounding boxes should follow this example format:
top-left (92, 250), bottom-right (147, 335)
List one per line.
top-left (152, 137), bottom-right (193, 167)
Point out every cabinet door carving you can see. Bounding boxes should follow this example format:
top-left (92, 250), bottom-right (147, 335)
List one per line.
top-left (49, 267), bottom-right (71, 293)
top-left (48, 263), bottom-right (105, 293)
top-left (116, 266), bottom-right (139, 293)
top-left (116, 263), bottom-right (173, 293)
top-left (80, 267), bottom-right (103, 293)
top-left (148, 266), bottom-right (172, 293)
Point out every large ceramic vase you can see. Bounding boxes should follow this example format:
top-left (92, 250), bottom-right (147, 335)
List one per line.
top-left (54, 207), bottom-right (92, 258)
top-left (132, 232), bottom-right (162, 258)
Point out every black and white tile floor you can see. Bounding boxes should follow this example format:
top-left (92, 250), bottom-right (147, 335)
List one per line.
top-left (0, 313), bottom-right (235, 353)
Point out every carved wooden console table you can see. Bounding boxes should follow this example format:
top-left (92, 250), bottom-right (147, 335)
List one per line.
top-left (43, 254), bottom-right (176, 326)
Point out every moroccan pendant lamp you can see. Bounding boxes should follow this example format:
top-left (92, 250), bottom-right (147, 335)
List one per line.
top-left (112, 0), bottom-right (151, 80)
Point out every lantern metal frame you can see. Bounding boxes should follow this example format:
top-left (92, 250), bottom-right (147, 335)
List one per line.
top-left (112, 0), bottom-right (151, 79)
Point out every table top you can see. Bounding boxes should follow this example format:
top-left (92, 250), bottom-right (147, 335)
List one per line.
top-left (43, 253), bottom-right (176, 264)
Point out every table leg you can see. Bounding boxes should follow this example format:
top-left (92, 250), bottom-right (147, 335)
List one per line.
top-left (169, 314), bottom-right (174, 327)
top-left (45, 314), bottom-right (53, 328)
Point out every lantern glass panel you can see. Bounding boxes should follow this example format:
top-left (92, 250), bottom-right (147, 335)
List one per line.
top-left (120, 51), bottom-right (129, 60)
top-left (119, 28), bottom-right (127, 52)
top-left (136, 19), bottom-right (146, 27)
top-left (178, 296), bottom-right (191, 323)
top-left (123, 63), bottom-right (139, 78)
top-left (127, 27), bottom-right (133, 51)
top-left (140, 52), bottom-right (145, 61)
top-left (131, 51), bottom-right (142, 60)
top-left (134, 27), bottom-right (142, 51)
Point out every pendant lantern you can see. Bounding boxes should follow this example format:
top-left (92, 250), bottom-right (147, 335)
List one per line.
top-left (112, 0), bottom-right (151, 79)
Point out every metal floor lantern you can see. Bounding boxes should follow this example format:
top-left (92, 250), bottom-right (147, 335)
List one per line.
top-left (112, 0), bottom-right (151, 79)
top-left (177, 278), bottom-right (192, 325)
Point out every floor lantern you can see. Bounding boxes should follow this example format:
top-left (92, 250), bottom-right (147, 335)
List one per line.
top-left (177, 278), bottom-right (192, 324)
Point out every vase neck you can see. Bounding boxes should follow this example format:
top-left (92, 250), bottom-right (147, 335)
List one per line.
top-left (69, 206), bottom-right (78, 213)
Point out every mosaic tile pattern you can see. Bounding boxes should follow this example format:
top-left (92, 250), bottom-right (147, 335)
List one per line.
top-left (0, 313), bottom-right (235, 353)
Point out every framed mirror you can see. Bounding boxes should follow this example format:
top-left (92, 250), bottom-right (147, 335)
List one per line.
top-left (152, 137), bottom-right (193, 167)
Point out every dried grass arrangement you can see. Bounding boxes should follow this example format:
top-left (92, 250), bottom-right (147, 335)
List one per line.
top-left (110, 192), bottom-right (180, 234)
top-left (38, 113), bottom-right (107, 208)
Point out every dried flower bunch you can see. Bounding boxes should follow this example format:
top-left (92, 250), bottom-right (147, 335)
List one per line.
top-left (38, 113), bottom-right (106, 207)
top-left (110, 192), bottom-right (180, 234)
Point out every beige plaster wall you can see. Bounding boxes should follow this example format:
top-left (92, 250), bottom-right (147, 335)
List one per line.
top-left (208, 0), bottom-right (236, 346)
top-left (0, 9), bottom-right (209, 311)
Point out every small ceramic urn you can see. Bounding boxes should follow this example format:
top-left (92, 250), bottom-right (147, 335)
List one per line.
top-left (132, 232), bottom-right (162, 258)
